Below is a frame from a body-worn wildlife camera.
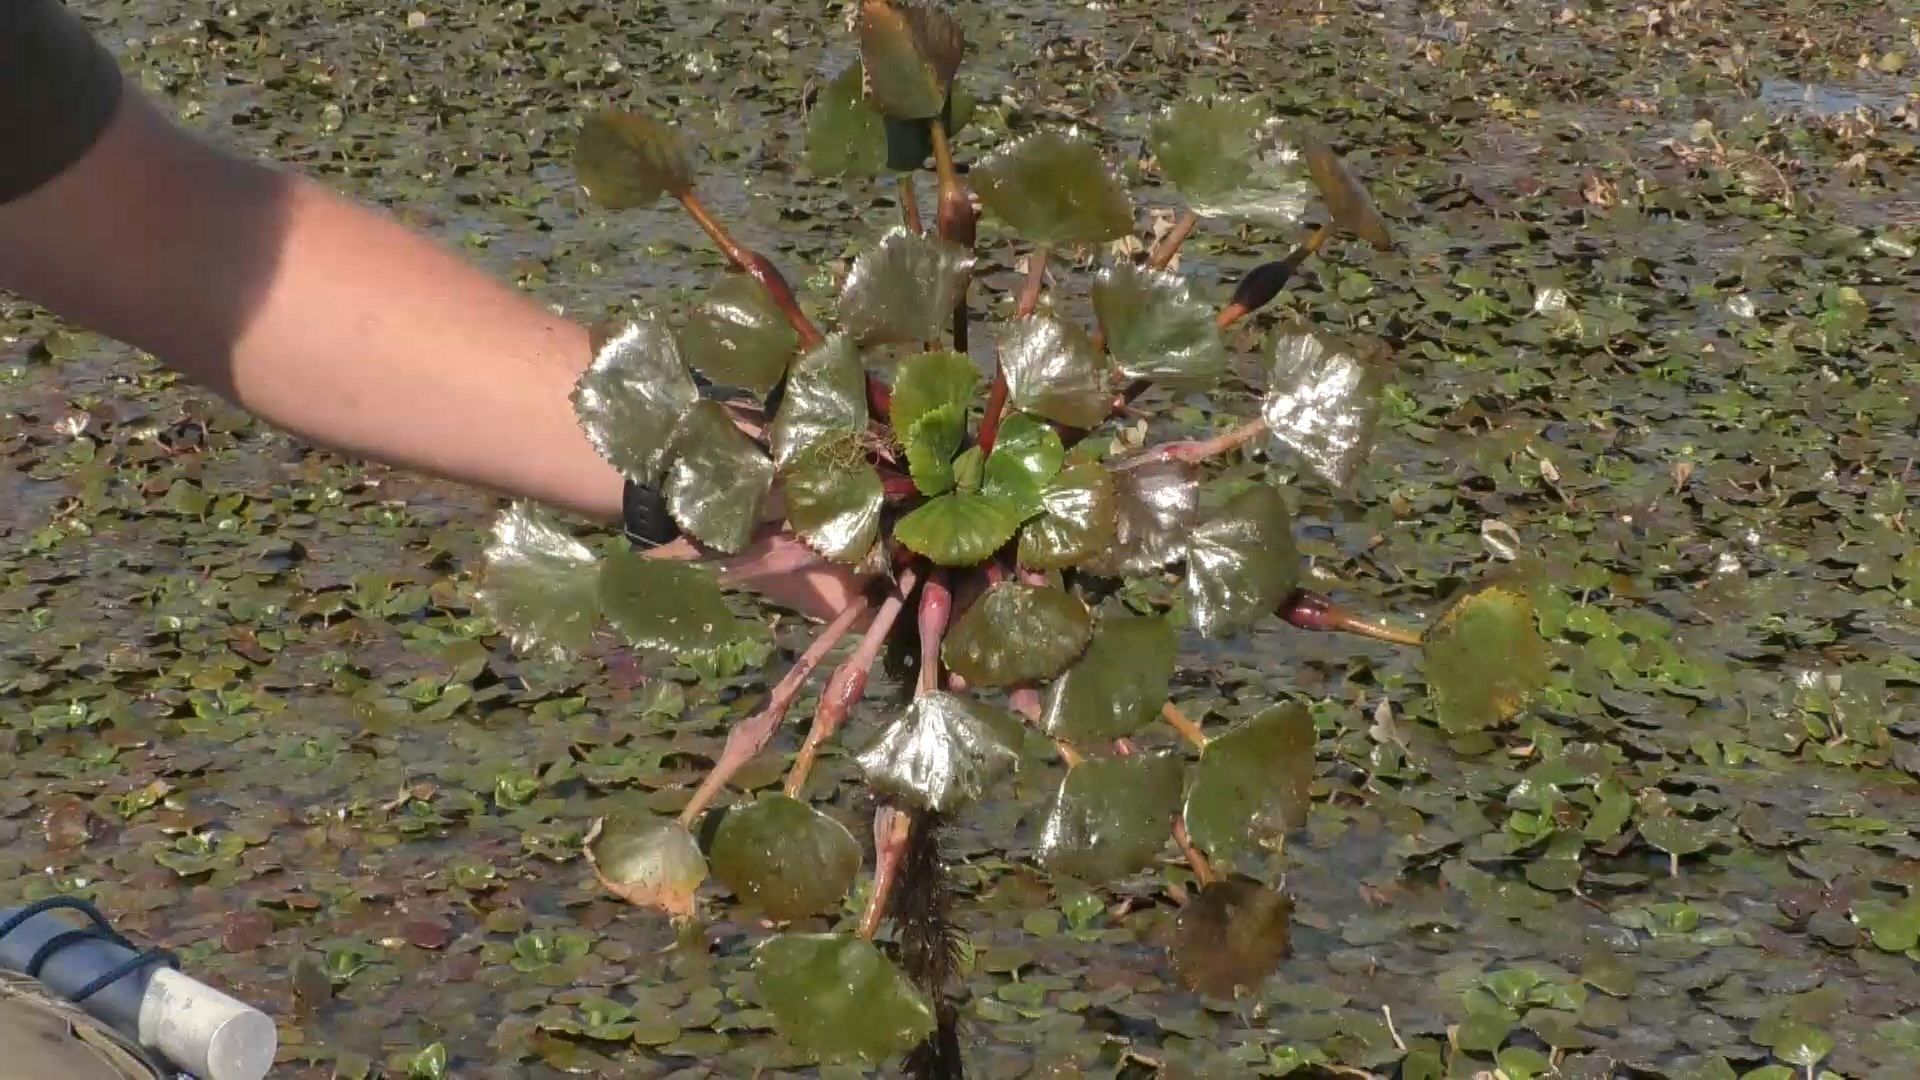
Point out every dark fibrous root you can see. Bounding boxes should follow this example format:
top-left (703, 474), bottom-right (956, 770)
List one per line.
top-left (895, 808), bottom-right (964, 1080)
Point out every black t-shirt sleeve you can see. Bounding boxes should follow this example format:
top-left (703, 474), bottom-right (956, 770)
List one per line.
top-left (1, 0), bottom-right (127, 204)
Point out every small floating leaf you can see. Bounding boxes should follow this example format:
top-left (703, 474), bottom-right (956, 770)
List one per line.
top-left (1038, 752), bottom-right (1183, 884)
top-left (856, 691), bottom-right (1023, 813)
top-left (666, 402), bottom-right (774, 554)
top-left (476, 503), bottom-right (602, 660)
top-left (1171, 876), bottom-right (1294, 997)
top-left (1185, 484), bottom-right (1300, 638)
top-left (807, 64), bottom-right (889, 178)
top-left (572, 315), bottom-right (698, 485)
top-left (894, 491), bottom-right (1026, 568)
top-left (783, 433), bottom-right (884, 563)
top-left (890, 350), bottom-right (979, 436)
top-left (771, 335), bottom-right (867, 466)
top-left (1091, 261), bottom-right (1229, 386)
top-left (839, 228), bottom-right (975, 348)
top-left (1149, 97), bottom-right (1312, 229)
top-left (981, 413), bottom-right (1065, 517)
top-left (1043, 614), bottom-right (1178, 745)
top-left (1638, 812), bottom-right (1711, 875)
top-left (1262, 325), bottom-right (1386, 489)
top-left (1298, 127), bottom-right (1394, 250)
top-left (1421, 582), bottom-right (1551, 733)
top-left (711, 795), bottom-right (861, 921)
top-left (943, 581), bottom-right (1094, 687)
top-left (680, 277), bottom-right (800, 395)
top-left (754, 933), bottom-right (936, 1062)
top-left (972, 129), bottom-right (1134, 247)
top-left (584, 814), bottom-right (707, 918)
top-left (575, 109), bottom-right (694, 209)
top-left (858, 0), bottom-right (964, 121)
top-left (1081, 460), bottom-right (1200, 577)
top-left (1018, 464), bottom-right (1117, 571)
top-left (903, 404), bottom-right (965, 496)
top-left (598, 549), bottom-right (766, 661)
top-left (1184, 703), bottom-right (1316, 863)
top-left (998, 314), bottom-right (1112, 429)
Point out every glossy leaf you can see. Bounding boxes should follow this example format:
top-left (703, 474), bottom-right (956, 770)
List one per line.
top-left (598, 548), bottom-right (766, 661)
top-left (1018, 464), bottom-right (1117, 571)
top-left (782, 434), bottom-right (884, 563)
top-left (710, 795), bottom-right (861, 921)
top-left (942, 581), bottom-right (1094, 687)
top-left (1299, 127), bottom-right (1394, 249)
top-left (894, 492), bottom-right (1026, 568)
top-left (1638, 813), bottom-right (1710, 858)
top-left (1091, 261), bottom-right (1228, 386)
top-left (890, 350), bottom-right (978, 436)
top-left (971, 129), bottom-right (1134, 247)
top-left (1042, 614), bottom-right (1178, 744)
top-left (584, 814), bottom-right (707, 918)
top-left (754, 933), bottom-right (936, 1062)
top-left (903, 404), bottom-right (965, 496)
top-left (856, 691), bottom-right (1023, 813)
top-left (572, 315), bottom-right (698, 485)
top-left (1422, 583), bottom-right (1551, 733)
top-left (1263, 326), bottom-right (1386, 490)
top-left (806, 64), bottom-right (888, 178)
top-left (998, 314), bottom-right (1112, 429)
top-left (680, 277), bottom-right (799, 394)
top-left (1172, 877), bottom-right (1293, 997)
top-left (575, 109), bottom-right (694, 209)
top-left (838, 228), bottom-right (975, 348)
top-left (981, 413), bottom-right (1065, 517)
top-left (1185, 703), bottom-right (1316, 863)
top-left (1185, 484), bottom-right (1300, 638)
top-left (1149, 97), bottom-right (1311, 229)
top-left (666, 402), bottom-right (774, 554)
top-left (1038, 753), bottom-right (1182, 884)
top-left (771, 335), bottom-right (867, 466)
top-left (476, 503), bottom-right (602, 660)
top-left (1081, 460), bottom-right (1200, 577)
top-left (857, 1), bottom-right (963, 121)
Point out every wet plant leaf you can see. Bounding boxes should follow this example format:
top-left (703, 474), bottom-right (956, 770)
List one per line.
top-left (1038, 752), bottom-right (1182, 884)
top-left (782, 433), bottom-right (884, 563)
top-left (1090, 261), bottom-right (1229, 386)
top-left (856, 691), bottom-right (1023, 813)
top-left (838, 228), bottom-right (974, 348)
top-left (1042, 614), bottom-right (1177, 745)
top-left (890, 350), bottom-right (979, 436)
top-left (1298, 127), bottom-right (1394, 249)
top-left (666, 402), bottom-right (774, 554)
top-left (1081, 460), bottom-right (1200, 577)
top-left (476, 503), bottom-right (601, 660)
top-left (771, 335), bottom-right (867, 466)
top-left (942, 581), bottom-right (1094, 687)
top-left (583, 814), bottom-right (707, 918)
top-left (575, 109), bottom-right (694, 209)
top-left (1763, 1022), bottom-right (1833, 1069)
top-left (807, 64), bottom-right (888, 178)
top-left (998, 314), bottom-right (1112, 429)
top-left (598, 549), bottom-right (766, 662)
top-left (572, 315), bottom-right (698, 485)
top-left (1184, 703), bottom-right (1315, 863)
top-left (1422, 583), bottom-right (1551, 733)
top-left (754, 933), bottom-right (936, 1062)
top-left (972, 129), bottom-right (1134, 247)
top-left (1858, 898), bottom-right (1920, 952)
top-left (680, 276), bottom-right (799, 394)
top-left (1018, 464), bottom-right (1117, 571)
top-left (857, 0), bottom-right (963, 121)
top-left (904, 404), bottom-right (965, 496)
top-left (1171, 876), bottom-right (1293, 997)
top-left (894, 492), bottom-right (1026, 568)
top-left (1638, 812), bottom-right (1711, 875)
top-left (1148, 96), bottom-right (1311, 228)
top-left (710, 795), bottom-right (861, 921)
top-left (1184, 483), bottom-right (1300, 638)
top-left (1262, 325), bottom-right (1386, 489)
top-left (981, 413), bottom-right (1064, 516)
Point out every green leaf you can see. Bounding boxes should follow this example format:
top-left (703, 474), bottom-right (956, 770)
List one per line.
top-left (1038, 752), bottom-right (1182, 883)
top-left (981, 413), bottom-right (1065, 517)
top-left (680, 276), bottom-right (799, 394)
top-left (857, 1), bottom-right (963, 121)
top-left (894, 492), bottom-right (1025, 567)
top-left (890, 350), bottom-right (979, 436)
top-left (1184, 703), bottom-right (1315, 863)
top-left (1042, 614), bottom-right (1177, 745)
top-left (572, 315), bottom-right (698, 485)
top-left (782, 433), bottom-right (884, 563)
top-left (856, 691), bottom-right (1023, 813)
top-left (1859, 899), bottom-right (1920, 952)
top-left (666, 401), bottom-right (774, 554)
top-left (1185, 483), bottom-right (1300, 638)
top-left (1421, 582), bottom-right (1551, 733)
top-left (476, 503), bottom-right (602, 660)
top-left (998, 315), bottom-right (1112, 429)
top-left (584, 813), bottom-right (707, 918)
top-left (1081, 460), bottom-right (1200, 577)
top-left (711, 795), bottom-right (862, 921)
top-left (972, 129), bottom-right (1134, 247)
top-left (771, 335), bottom-right (867, 466)
top-left (904, 404), bottom-right (965, 496)
top-left (839, 228), bottom-right (974, 348)
top-left (1017, 464), bottom-right (1116, 571)
top-left (575, 109), bottom-right (694, 209)
top-left (1171, 877), bottom-right (1293, 997)
top-left (806, 64), bottom-right (888, 178)
top-left (754, 933), bottom-right (936, 1062)
top-left (1298, 125), bottom-right (1394, 250)
top-left (1091, 261), bottom-right (1229, 386)
top-left (1262, 325), bottom-right (1386, 490)
top-left (598, 548), bottom-right (767, 662)
top-left (951, 444), bottom-right (985, 493)
top-left (1638, 813), bottom-right (1710, 858)
top-left (1455, 1010), bottom-right (1513, 1053)
top-left (1764, 1022), bottom-right (1833, 1069)
top-left (1148, 96), bottom-right (1311, 229)
top-left (943, 581), bottom-right (1094, 687)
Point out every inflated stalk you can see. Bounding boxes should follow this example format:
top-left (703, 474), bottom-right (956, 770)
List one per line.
top-left (678, 191), bottom-right (825, 351)
top-left (784, 566), bottom-right (923, 795)
top-left (932, 124), bottom-right (977, 355)
top-left (916, 571), bottom-right (952, 696)
top-left (1279, 588), bottom-right (1424, 647)
top-left (977, 247), bottom-right (1051, 456)
top-left (1116, 737), bottom-right (1213, 886)
top-left (898, 174), bottom-right (923, 234)
top-left (859, 803), bottom-right (914, 940)
top-left (1216, 222), bottom-right (1331, 329)
top-left (1161, 701), bottom-right (1209, 751)
top-left (1147, 209), bottom-right (1199, 271)
top-left (676, 598), bottom-right (871, 828)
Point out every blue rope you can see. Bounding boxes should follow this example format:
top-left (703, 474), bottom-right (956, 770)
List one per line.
top-left (1, 895), bottom-right (179, 1002)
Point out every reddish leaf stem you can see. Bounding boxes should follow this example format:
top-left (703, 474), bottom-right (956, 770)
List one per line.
top-left (1279, 588), bottom-right (1424, 647)
top-left (898, 174), bottom-right (923, 235)
top-left (679, 191), bottom-right (825, 350)
top-left (1114, 736), bottom-right (1216, 886)
top-left (1116, 416), bottom-right (1269, 471)
top-left (1161, 701), bottom-right (1209, 751)
top-left (784, 566), bottom-right (923, 795)
top-left (933, 122), bottom-right (977, 356)
top-left (1148, 209), bottom-right (1199, 271)
top-left (916, 570), bottom-right (952, 696)
top-left (859, 804), bottom-right (914, 940)
top-left (1216, 222), bottom-right (1330, 329)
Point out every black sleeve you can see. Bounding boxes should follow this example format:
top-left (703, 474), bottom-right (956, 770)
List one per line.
top-left (0, 0), bottom-right (127, 205)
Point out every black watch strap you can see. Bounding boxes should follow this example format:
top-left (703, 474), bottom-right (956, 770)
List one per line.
top-left (622, 479), bottom-right (681, 549)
